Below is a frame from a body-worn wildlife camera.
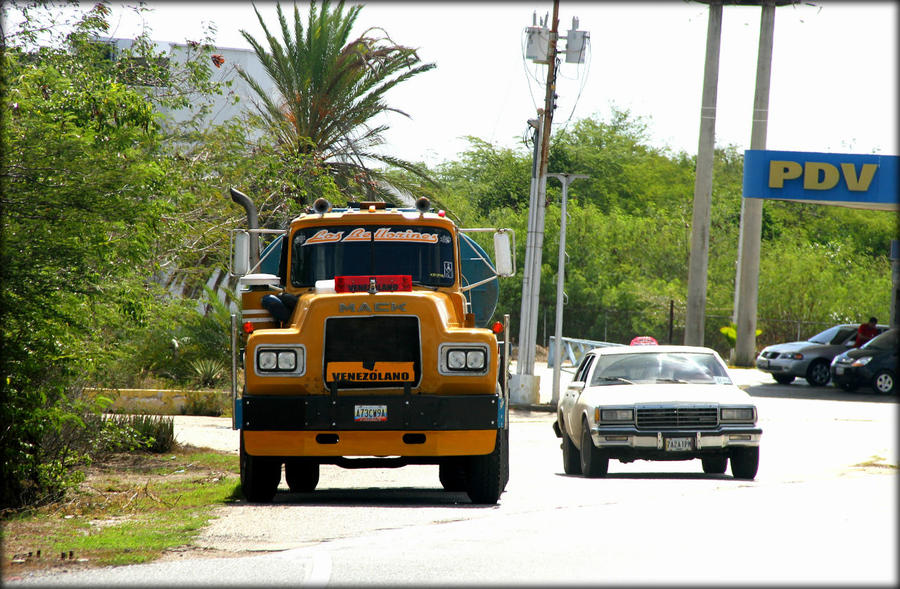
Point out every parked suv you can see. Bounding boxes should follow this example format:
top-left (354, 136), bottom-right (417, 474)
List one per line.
top-left (756, 323), bottom-right (889, 386)
top-left (831, 328), bottom-right (897, 394)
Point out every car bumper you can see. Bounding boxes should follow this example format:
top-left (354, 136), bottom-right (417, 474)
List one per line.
top-left (755, 357), bottom-right (807, 377)
top-left (589, 426), bottom-right (761, 458)
top-left (831, 365), bottom-right (874, 387)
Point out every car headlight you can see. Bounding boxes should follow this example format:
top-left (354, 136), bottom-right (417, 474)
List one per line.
top-left (721, 407), bottom-right (756, 422)
top-left (256, 347), bottom-right (304, 374)
top-left (784, 353), bottom-right (803, 360)
top-left (598, 408), bottom-right (634, 422)
top-left (441, 345), bottom-right (488, 374)
top-left (851, 356), bottom-right (872, 367)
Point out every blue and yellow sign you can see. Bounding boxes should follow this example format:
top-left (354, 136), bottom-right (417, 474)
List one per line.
top-left (743, 150), bottom-right (899, 211)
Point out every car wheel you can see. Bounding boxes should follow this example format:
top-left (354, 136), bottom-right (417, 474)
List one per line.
top-left (284, 458), bottom-right (319, 493)
top-left (730, 447), bottom-right (759, 480)
top-left (805, 360), bottom-right (831, 387)
top-left (239, 432), bottom-right (281, 503)
top-left (773, 374), bottom-right (795, 385)
top-left (560, 421), bottom-right (582, 475)
top-left (580, 419), bottom-right (608, 478)
top-left (701, 455), bottom-right (728, 474)
top-left (439, 458), bottom-right (467, 491)
top-left (872, 370), bottom-right (896, 394)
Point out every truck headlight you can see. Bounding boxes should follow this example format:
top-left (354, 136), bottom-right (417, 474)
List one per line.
top-left (721, 407), bottom-right (756, 422)
top-left (255, 346), bottom-right (304, 375)
top-left (440, 344), bottom-right (489, 375)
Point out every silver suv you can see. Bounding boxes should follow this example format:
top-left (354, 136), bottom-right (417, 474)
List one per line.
top-left (756, 323), bottom-right (889, 386)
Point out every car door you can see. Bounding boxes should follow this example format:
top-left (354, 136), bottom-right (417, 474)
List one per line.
top-left (562, 352), bottom-right (594, 441)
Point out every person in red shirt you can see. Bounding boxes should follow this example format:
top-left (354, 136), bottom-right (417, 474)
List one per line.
top-left (855, 317), bottom-right (879, 347)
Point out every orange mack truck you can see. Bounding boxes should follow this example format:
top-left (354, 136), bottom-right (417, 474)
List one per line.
top-left (228, 189), bottom-right (515, 504)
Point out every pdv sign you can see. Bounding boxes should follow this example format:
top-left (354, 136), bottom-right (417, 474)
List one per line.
top-left (743, 150), bottom-right (899, 211)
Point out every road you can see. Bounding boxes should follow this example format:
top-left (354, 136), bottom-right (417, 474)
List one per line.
top-left (11, 369), bottom-right (897, 586)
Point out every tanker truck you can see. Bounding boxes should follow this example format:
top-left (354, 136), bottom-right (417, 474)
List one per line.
top-left (228, 190), bottom-right (515, 504)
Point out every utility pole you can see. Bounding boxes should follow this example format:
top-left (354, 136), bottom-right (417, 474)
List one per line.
top-left (548, 172), bottom-right (587, 408)
top-left (511, 0), bottom-right (561, 405)
top-left (511, 1), bottom-right (587, 406)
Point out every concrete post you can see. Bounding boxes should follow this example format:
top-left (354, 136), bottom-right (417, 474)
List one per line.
top-left (733, 0), bottom-right (776, 366)
top-left (685, 1), bottom-right (723, 346)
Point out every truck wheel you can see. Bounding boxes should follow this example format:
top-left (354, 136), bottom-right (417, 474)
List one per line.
top-left (701, 455), bottom-right (728, 474)
top-left (773, 374), bottom-right (795, 385)
top-left (284, 458), bottom-right (319, 493)
top-left (730, 447), bottom-right (759, 480)
top-left (465, 429), bottom-right (507, 504)
top-left (561, 423), bottom-right (581, 475)
top-left (239, 432), bottom-right (281, 503)
top-left (580, 419), bottom-right (608, 478)
top-left (439, 458), bottom-right (467, 491)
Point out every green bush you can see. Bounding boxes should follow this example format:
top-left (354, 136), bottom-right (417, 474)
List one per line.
top-left (105, 414), bottom-right (176, 453)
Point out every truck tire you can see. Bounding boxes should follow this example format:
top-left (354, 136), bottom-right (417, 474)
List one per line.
top-left (439, 458), bottom-right (467, 491)
top-left (465, 429), bottom-right (507, 504)
top-left (239, 432), bottom-right (281, 503)
top-left (284, 458), bottom-right (319, 493)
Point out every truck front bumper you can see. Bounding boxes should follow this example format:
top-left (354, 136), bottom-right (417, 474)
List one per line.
top-left (240, 393), bottom-right (502, 457)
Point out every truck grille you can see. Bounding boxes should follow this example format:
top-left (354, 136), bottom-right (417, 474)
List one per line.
top-left (323, 316), bottom-right (421, 389)
top-left (636, 407), bottom-right (718, 429)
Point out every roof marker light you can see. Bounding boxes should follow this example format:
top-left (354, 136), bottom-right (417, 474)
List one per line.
top-left (243, 321), bottom-right (254, 334)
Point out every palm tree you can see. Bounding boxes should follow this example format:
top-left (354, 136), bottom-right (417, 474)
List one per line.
top-left (237, 0), bottom-right (438, 203)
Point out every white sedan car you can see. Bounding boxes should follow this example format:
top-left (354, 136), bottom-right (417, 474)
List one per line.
top-left (553, 345), bottom-right (761, 479)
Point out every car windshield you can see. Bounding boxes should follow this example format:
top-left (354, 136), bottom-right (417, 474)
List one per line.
top-left (808, 325), bottom-right (855, 345)
top-left (589, 352), bottom-right (732, 386)
top-left (289, 225), bottom-right (456, 287)
top-left (863, 329), bottom-right (897, 351)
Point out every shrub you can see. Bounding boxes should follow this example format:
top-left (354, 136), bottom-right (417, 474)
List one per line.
top-left (105, 414), bottom-right (176, 453)
top-left (182, 392), bottom-right (226, 417)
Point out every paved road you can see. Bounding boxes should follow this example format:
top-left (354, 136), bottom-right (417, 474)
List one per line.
top-left (12, 367), bottom-right (897, 586)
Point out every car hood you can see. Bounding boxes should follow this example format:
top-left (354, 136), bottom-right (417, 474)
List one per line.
top-left (762, 341), bottom-right (823, 353)
top-left (579, 383), bottom-right (754, 406)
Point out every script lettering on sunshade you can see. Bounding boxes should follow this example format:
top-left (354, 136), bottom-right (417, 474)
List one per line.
top-left (303, 228), bottom-right (439, 246)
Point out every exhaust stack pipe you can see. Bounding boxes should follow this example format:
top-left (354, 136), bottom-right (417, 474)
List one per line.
top-left (230, 188), bottom-right (259, 270)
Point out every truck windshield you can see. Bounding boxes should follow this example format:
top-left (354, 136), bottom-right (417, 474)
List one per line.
top-left (290, 225), bottom-right (456, 287)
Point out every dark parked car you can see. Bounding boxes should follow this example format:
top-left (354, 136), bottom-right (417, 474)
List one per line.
top-left (755, 323), bottom-right (890, 386)
top-left (831, 328), bottom-right (897, 394)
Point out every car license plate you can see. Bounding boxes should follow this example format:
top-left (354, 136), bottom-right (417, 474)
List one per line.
top-left (354, 405), bottom-right (388, 422)
top-left (665, 437), bottom-right (692, 451)
top-left (835, 366), bottom-right (844, 375)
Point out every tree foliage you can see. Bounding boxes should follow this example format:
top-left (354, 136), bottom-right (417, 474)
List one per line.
top-left (236, 0), bottom-right (437, 205)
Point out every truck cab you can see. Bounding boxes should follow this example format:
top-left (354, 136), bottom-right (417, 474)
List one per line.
top-left (230, 195), bottom-right (514, 504)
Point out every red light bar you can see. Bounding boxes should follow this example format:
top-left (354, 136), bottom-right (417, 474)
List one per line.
top-left (334, 275), bottom-right (413, 293)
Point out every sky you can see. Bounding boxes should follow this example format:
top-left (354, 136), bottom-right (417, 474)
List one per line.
top-left (9, 1), bottom-right (898, 165)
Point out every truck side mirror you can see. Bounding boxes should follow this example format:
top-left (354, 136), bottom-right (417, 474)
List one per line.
top-left (493, 230), bottom-right (515, 277)
top-left (233, 231), bottom-right (250, 276)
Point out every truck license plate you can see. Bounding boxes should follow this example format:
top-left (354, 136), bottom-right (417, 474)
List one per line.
top-left (665, 437), bottom-right (692, 451)
top-left (354, 405), bottom-right (388, 422)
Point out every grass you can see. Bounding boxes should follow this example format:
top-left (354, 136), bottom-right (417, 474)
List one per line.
top-left (2, 447), bottom-right (241, 579)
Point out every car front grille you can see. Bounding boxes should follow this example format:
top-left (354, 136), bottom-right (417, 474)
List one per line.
top-left (636, 407), bottom-right (718, 429)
